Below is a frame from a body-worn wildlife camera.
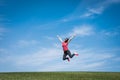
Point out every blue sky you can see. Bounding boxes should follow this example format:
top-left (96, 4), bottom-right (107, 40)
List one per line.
top-left (0, 0), bottom-right (120, 72)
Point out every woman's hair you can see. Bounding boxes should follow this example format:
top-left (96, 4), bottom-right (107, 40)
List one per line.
top-left (64, 38), bottom-right (69, 43)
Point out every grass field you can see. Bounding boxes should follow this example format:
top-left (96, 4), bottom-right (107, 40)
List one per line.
top-left (0, 72), bottom-right (120, 80)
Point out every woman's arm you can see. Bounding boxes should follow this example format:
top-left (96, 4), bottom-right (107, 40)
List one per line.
top-left (68, 34), bottom-right (76, 43)
top-left (57, 35), bottom-right (63, 43)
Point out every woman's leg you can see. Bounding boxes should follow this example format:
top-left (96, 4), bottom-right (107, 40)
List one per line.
top-left (63, 51), bottom-right (70, 61)
top-left (67, 50), bottom-right (75, 58)
top-left (63, 53), bottom-right (68, 60)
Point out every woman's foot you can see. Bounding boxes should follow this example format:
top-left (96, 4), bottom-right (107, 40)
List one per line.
top-left (74, 52), bottom-right (79, 56)
top-left (67, 58), bottom-right (70, 62)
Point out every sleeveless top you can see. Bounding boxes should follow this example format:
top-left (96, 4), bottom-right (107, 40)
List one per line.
top-left (62, 42), bottom-right (68, 51)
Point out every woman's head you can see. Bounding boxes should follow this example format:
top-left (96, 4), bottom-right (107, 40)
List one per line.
top-left (64, 38), bottom-right (69, 43)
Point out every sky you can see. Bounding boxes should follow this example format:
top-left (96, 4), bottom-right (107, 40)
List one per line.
top-left (0, 0), bottom-right (120, 72)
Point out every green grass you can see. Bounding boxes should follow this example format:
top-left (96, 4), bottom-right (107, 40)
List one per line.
top-left (0, 72), bottom-right (120, 80)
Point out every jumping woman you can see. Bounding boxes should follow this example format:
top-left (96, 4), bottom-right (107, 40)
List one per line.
top-left (57, 34), bottom-right (78, 62)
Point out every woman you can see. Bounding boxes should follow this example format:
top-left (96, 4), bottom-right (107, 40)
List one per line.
top-left (57, 35), bottom-right (78, 62)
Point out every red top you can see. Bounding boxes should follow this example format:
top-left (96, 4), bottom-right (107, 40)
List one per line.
top-left (62, 42), bottom-right (68, 51)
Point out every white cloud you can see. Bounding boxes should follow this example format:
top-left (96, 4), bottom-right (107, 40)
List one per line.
top-left (0, 37), bottom-right (3, 40)
top-left (2, 45), bottom-right (119, 72)
top-left (61, 19), bottom-right (69, 22)
top-left (15, 47), bottom-right (61, 67)
top-left (106, 0), bottom-right (120, 4)
top-left (37, 48), bottom-right (115, 71)
top-left (114, 57), bottom-right (120, 61)
top-left (0, 27), bottom-right (6, 33)
top-left (40, 60), bottom-right (105, 71)
top-left (81, 0), bottom-right (120, 18)
top-left (0, 27), bottom-right (7, 40)
top-left (16, 40), bottom-right (39, 47)
top-left (44, 36), bottom-right (55, 40)
top-left (80, 7), bottom-right (104, 18)
top-left (81, 62), bottom-right (106, 70)
top-left (101, 31), bottom-right (118, 36)
top-left (68, 25), bottom-right (94, 37)
top-left (100, 26), bottom-right (120, 37)
top-left (88, 7), bottom-right (104, 14)
top-left (59, 0), bottom-right (120, 23)
top-left (0, 48), bottom-right (6, 53)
